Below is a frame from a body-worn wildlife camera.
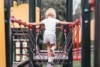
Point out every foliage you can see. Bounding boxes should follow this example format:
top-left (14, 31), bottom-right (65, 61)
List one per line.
top-left (41, 0), bottom-right (66, 20)
top-left (73, 4), bottom-right (81, 20)
top-left (17, 0), bottom-right (28, 5)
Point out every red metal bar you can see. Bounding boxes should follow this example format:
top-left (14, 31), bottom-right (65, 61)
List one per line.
top-left (69, 19), bottom-right (80, 28)
top-left (88, 0), bottom-right (95, 11)
top-left (72, 19), bottom-right (81, 61)
top-left (10, 16), bottom-right (33, 29)
top-left (11, 16), bottom-right (80, 30)
top-left (74, 23), bottom-right (80, 61)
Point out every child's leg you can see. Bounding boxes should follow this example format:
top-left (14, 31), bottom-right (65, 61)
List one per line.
top-left (51, 44), bottom-right (56, 56)
top-left (49, 34), bottom-right (56, 56)
top-left (47, 43), bottom-right (51, 57)
top-left (51, 44), bottom-right (56, 51)
top-left (47, 43), bottom-right (54, 62)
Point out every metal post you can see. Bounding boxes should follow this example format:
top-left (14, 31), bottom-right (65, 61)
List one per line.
top-left (37, 0), bottom-right (41, 8)
top-left (63, 0), bottom-right (73, 67)
top-left (29, 0), bottom-right (36, 67)
top-left (29, 0), bottom-right (35, 23)
top-left (94, 0), bottom-right (100, 67)
top-left (81, 0), bottom-right (91, 67)
top-left (10, 0), bottom-right (13, 7)
top-left (4, 0), bottom-right (13, 67)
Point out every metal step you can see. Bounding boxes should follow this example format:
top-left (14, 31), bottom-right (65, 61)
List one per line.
top-left (33, 50), bottom-right (68, 64)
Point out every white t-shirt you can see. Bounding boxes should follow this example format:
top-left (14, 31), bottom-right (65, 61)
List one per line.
top-left (41, 17), bottom-right (60, 35)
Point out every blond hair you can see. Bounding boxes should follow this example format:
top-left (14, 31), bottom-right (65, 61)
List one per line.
top-left (45, 8), bottom-right (56, 18)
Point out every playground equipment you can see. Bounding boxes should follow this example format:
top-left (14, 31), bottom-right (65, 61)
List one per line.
top-left (0, 0), bottom-right (100, 67)
top-left (10, 16), bottom-right (80, 67)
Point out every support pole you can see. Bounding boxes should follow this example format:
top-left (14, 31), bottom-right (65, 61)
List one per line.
top-left (0, 0), bottom-right (6, 67)
top-left (4, 0), bottom-right (13, 67)
top-left (63, 0), bottom-right (73, 67)
top-left (81, 0), bottom-right (91, 67)
top-left (10, 0), bottom-right (13, 7)
top-left (29, 0), bottom-right (36, 67)
top-left (29, 0), bottom-right (35, 23)
top-left (94, 0), bottom-right (100, 67)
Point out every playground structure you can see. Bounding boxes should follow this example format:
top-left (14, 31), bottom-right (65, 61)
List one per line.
top-left (10, 16), bottom-right (80, 65)
top-left (0, 0), bottom-right (100, 67)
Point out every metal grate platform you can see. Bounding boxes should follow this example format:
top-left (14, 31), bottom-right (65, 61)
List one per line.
top-left (33, 50), bottom-right (68, 64)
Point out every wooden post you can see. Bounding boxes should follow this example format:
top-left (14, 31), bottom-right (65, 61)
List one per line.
top-left (36, 0), bottom-right (41, 28)
top-left (0, 0), bottom-right (6, 67)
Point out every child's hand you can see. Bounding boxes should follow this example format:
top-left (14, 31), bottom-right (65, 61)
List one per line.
top-left (10, 17), bottom-right (15, 21)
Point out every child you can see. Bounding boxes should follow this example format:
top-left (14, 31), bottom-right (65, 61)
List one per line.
top-left (29, 8), bottom-right (72, 63)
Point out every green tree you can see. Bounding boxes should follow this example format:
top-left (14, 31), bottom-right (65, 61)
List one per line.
top-left (73, 4), bottom-right (81, 20)
top-left (41, 0), bottom-right (66, 20)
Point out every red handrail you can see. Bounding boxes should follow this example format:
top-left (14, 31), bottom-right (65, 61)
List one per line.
top-left (10, 16), bottom-right (33, 29)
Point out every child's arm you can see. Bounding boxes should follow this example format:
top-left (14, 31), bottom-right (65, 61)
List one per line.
top-left (58, 21), bottom-right (73, 25)
top-left (28, 22), bottom-right (42, 26)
